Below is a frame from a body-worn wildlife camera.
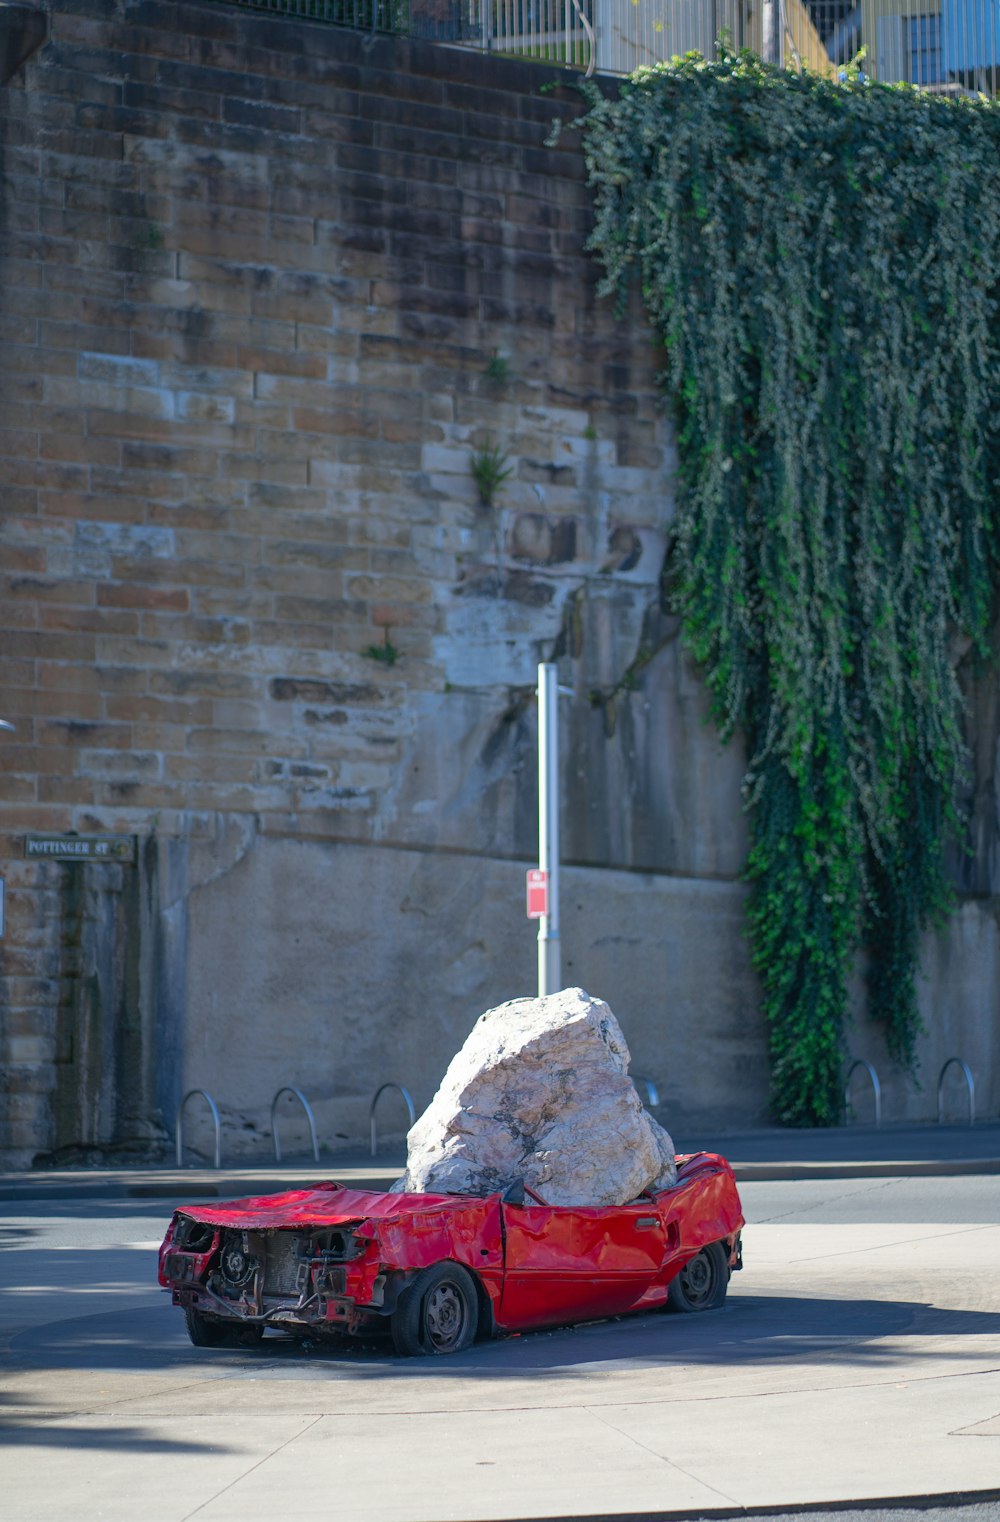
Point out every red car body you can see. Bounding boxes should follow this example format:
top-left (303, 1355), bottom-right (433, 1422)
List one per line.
top-left (158, 1151), bottom-right (743, 1355)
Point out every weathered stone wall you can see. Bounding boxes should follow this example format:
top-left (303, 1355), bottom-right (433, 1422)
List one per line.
top-left (0, 0), bottom-right (996, 1164)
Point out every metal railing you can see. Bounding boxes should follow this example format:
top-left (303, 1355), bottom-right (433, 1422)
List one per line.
top-left (937, 1057), bottom-right (975, 1126)
top-left (369, 1082), bottom-right (416, 1156)
top-left (212, 0), bottom-right (999, 93)
top-left (212, 0), bottom-right (407, 32)
top-left (844, 1058), bottom-right (882, 1127)
top-left (271, 1086), bottom-right (321, 1163)
top-left (176, 1088), bottom-right (222, 1168)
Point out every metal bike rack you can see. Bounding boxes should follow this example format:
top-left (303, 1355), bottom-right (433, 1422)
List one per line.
top-left (176, 1088), bottom-right (222, 1169)
top-left (369, 1082), bottom-right (416, 1158)
top-left (844, 1059), bottom-right (882, 1128)
top-left (633, 1074), bottom-right (660, 1107)
top-left (937, 1057), bottom-right (975, 1127)
top-left (271, 1086), bottom-right (320, 1164)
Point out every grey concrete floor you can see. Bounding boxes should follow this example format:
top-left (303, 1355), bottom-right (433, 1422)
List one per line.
top-left (1, 1176), bottom-right (999, 1521)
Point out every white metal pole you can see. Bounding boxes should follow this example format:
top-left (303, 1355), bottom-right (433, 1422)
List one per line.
top-left (537, 662), bottom-right (560, 997)
top-left (762, 0), bottom-right (782, 62)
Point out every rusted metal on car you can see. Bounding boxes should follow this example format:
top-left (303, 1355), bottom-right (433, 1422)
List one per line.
top-left (158, 1152), bottom-right (744, 1354)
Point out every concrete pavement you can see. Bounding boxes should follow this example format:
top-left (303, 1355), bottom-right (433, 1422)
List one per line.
top-left (2, 1134), bottom-right (1000, 1521)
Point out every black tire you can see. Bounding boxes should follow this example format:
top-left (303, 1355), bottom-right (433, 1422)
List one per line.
top-left (184, 1304), bottom-right (264, 1348)
top-left (666, 1241), bottom-right (729, 1313)
top-left (390, 1262), bottom-right (479, 1356)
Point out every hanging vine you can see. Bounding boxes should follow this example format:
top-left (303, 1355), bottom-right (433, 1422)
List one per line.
top-left (573, 55), bottom-right (1000, 1124)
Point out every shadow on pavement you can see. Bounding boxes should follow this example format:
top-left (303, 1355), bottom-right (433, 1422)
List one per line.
top-left (0, 1390), bottom-right (238, 1455)
top-left (0, 1226), bottom-right (41, 1245)
top-left (7, 1290), bottom-right (1000, 1381)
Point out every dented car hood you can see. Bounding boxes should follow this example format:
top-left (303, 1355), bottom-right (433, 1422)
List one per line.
top-left (173, 1183), bottom-right (488, 1231)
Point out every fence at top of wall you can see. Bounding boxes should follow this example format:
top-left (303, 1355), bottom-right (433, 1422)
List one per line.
top-left (211, 0), bottom-right (1000, 93)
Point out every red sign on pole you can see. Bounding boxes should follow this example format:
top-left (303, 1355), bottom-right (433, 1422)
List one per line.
top-left (526, 868), bottom-right (549, 919)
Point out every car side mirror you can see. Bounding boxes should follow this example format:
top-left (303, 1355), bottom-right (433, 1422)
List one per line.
top-left (502, 1179), bottom-right (526, 1206)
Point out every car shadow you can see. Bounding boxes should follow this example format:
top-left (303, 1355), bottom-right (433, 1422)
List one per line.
top-left (7, 1290), bottom-right (1000, 1380)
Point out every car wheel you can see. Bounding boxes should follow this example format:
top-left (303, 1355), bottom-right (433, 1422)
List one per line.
top-left (666, 1241), bottom-right (729, 1313)
top-left (390, 1262), bottom-right (479, 1356)
top-left (184, 1305), bottom-right (264, 1348)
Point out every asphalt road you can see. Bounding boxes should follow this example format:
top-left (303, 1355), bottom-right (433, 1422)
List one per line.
top-left (2, 1177), bottom-right (999, 1521)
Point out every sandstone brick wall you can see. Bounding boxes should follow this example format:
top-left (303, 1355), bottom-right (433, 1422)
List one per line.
top-left (1, 1), bottom-right (672, 829)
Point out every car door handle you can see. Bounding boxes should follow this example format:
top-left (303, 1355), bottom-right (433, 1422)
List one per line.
top-left (635, 1217), bottom-right (659, 1230)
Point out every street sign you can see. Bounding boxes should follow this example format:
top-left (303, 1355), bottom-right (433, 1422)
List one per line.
top-left (24, 834), bottom-right (137, 863)
top-left (526, 868), bottom-right (549, 919)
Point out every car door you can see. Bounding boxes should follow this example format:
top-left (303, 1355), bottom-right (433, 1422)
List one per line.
top-left (498, 1197), bottom-right (668, 1331)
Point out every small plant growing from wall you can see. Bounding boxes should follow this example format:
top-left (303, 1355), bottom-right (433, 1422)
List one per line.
top-left (362, 628), bottom-right (398, 666)
top-left (469, 441), bottom-right (513, 508)
top-left (484, 350), bottom-right (510, 384)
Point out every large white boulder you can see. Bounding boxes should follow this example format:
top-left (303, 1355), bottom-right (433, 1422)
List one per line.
top-left (397, 987), bottom-right (676, 1206)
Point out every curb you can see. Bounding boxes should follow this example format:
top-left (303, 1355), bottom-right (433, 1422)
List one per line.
top-left (0, 1166), bottom-right (401, 1204)
top-left (2, 1155), bottom-right (1000, 1202)
top-left (506, 1485), bottom-right (1000, 1521)
top-left (732, 1158), bottom-right (1000, 1181)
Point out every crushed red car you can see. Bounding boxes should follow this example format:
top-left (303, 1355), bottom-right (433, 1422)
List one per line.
top-left (158, 1150), bottom-right (744, 1356)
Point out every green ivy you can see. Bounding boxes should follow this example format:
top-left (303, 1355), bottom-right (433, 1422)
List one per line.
top-left (576, 55), bottom-right (1000, 1124)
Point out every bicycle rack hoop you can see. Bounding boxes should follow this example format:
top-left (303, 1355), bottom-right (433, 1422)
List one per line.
top-left (844, 1059), bottom-right (882, 1129)
top-left (937, 1057), bottom-right (975, 1127)
top-left (369, 1082), bottom-right (416, 1158)
top-left (176, 1088), bottom-right (222, 1169)
top-left (632, 1074), bottom-right (660, 1108)
top-left (271, 1086), bottom-right (320, 1164)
